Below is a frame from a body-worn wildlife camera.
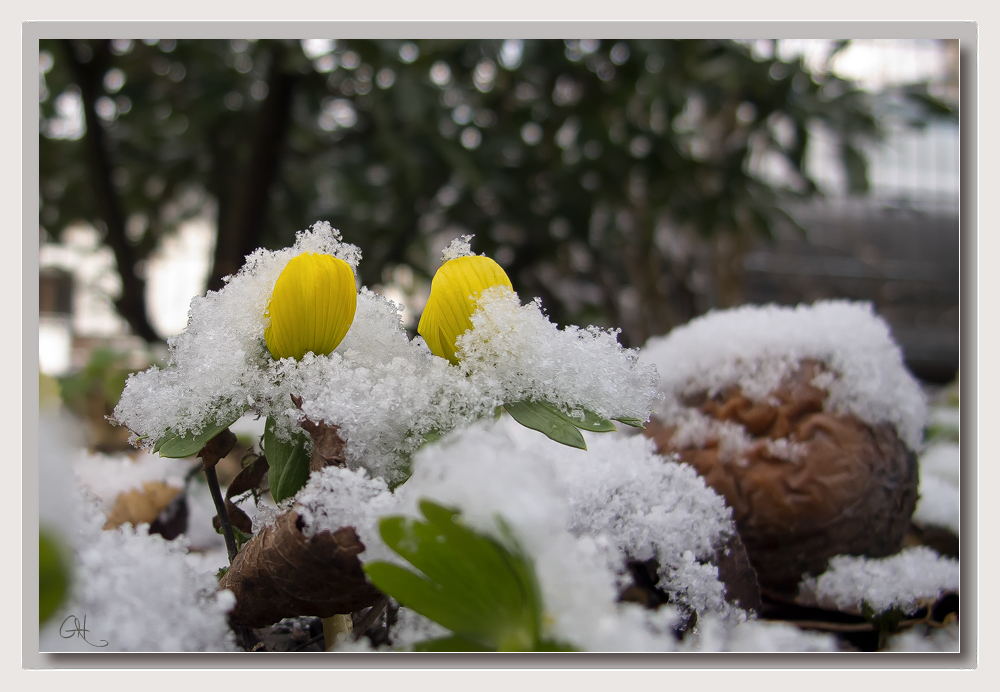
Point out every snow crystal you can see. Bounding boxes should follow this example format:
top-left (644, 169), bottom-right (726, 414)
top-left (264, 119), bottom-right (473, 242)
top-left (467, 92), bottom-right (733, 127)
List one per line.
top-left (115, 221), bottom-right (658, 487)
top-left (640, 301), bottom-right (927, 450)
top-left (682, 614), bottom-right (839, 652)
top-left (40, 525), bottom-right (237, 652)
top-left (796, 547), bottom-right (960, 615)
top-left (548, 430), bottom-right (738, 617)
top-left (457, 287), bottom-right (660, 423)
top-left (293, 465), bottom-right (399, 563)
top-left (887, 623), bottom-right (959, 652)
top-left (375, 418), bottom-right (738, 649)
top-left (39, 411), bottom-right (237, 652)
top-left (440, 234), bottom-right (475, 261)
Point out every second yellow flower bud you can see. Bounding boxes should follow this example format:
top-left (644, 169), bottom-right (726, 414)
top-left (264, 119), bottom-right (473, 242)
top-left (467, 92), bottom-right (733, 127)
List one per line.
top-left (417, 255), bottom-right (514, 364)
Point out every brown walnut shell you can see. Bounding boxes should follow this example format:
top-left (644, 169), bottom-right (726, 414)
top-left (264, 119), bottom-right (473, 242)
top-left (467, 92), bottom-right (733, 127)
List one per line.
top-left (645, 360), bottom-right (919, 592)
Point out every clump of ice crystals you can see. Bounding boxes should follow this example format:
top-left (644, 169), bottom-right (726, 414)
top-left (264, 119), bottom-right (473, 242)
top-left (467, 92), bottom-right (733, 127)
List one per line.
top-left (457, 287), bottom-right (660, 423)
top-left (291, 418), bottom-right (748, 650)
top-left (440, 234), bottom-right (475, 261)
top-left (38, 413), bottom-right (236, 652)
top-left (640, 300), bottom-right (927, 450)
top-left (796, 547), bottom-right (960, 616)
top-left (40, 525), bottom-right (237, 652)
top-left (115, 221), bottom-right (657, 485)
top-left (912, 441), bottom-right (960, 536)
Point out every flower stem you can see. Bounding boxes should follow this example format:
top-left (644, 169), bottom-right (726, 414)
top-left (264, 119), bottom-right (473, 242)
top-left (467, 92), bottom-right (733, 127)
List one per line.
top-left (322, 614), bottom-right (353, 651)
top-left (205, 464), bottom-right (239, 564)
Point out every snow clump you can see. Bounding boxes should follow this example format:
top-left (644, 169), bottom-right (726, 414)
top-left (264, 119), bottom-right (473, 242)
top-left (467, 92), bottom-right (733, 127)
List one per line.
top-left (292, 417), bottom-right (750, 650)
top-left (115, 222), bottom-right (658, 486)
top-left (796, 546), bottom-right (960, 616)
top-left (457, 287), bottom-right (660, 424)
top-left (640, 300), bottom-right (927, 450)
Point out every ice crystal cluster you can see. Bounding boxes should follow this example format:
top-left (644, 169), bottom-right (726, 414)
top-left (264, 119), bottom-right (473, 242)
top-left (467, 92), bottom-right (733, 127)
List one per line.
top-left (457, 287), bottom-right (658, 423)
top-left (913, 441), bottom-right (960, 536)
top-left (292, 418), bottom-right (804, 650)
top-left (115, 222), bottom-right (657, 485)
top-left (796, 547), bottom-right (960, 616)
top-left (640, 300), bottom-right (927, 451)
top-left (39, 413), bottom-right (236, 652)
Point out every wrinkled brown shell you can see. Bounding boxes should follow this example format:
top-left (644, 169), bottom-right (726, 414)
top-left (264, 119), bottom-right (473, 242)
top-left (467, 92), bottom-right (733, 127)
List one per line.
top-left (646, 360), bottom-right (919, 592)
top-left (219, 510), bottom-right (384, 628)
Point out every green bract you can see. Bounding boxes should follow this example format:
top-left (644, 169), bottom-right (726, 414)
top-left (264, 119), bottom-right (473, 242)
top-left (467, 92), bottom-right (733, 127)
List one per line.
top-left (363, 500), bottom-right (574, 652)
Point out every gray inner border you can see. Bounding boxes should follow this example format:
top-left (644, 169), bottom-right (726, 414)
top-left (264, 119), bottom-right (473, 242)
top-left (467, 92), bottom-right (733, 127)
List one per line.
top-left (22, 20), bottom-right (978, 671)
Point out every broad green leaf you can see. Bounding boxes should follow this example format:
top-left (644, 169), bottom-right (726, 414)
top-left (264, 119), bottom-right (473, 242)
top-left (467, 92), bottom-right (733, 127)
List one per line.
top-left (264, 416), bottom-right (312, 503)
top-left (614, 417), bottom-right (646, 429)
top-left (364, 499), bottom-right (543, 651)
top-left (153, 410), bottom-right (244, 458)
top-left (39, 528), bottom-right (71, 623)
top-left (537, 401), bottom-right (616, 432)
top-left (503, 400), bottom-right (587, 450)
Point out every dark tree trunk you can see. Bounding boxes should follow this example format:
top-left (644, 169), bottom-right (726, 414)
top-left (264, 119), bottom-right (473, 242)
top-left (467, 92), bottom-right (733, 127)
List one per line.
top-left (207, 45), bottom-right (296, 292)
top-left (63, 40), bottom-right (160, 344)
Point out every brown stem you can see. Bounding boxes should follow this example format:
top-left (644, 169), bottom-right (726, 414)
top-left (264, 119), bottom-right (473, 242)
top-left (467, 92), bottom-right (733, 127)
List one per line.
top-left (352, 596), bottom-right (390, 641)
top-left (204, 464), bottom-right (239, 563)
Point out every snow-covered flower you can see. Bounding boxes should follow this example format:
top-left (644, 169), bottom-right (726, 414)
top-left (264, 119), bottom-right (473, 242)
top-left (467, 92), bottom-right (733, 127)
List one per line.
top-left (418, 254), bottom-right (513, 364)
top-left (264, 252), bottom-right (357, 361)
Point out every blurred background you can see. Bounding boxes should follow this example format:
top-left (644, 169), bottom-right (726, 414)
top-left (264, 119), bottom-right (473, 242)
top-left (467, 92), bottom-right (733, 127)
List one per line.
top-left (37, 38), bottom-right (960, 445)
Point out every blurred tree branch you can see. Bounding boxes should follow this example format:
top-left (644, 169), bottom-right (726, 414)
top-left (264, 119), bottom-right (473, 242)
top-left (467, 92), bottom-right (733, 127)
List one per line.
top-left (62, 39), bottom-right (159, 343)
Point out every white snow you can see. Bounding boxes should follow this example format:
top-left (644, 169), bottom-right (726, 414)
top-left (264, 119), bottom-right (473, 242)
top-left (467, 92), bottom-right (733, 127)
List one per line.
top-left (115, 221), bottom-right (658, 487)
top-left (457, 287), bottom-right (660, 423)
top-left (905, 436), bottom-right (961, 536)
top-left (640, 300), bottom-right (927, 450)
top-left (290, 418), bottom-right (748, 650)
top-left (796, 547), bottom-right (960, 615)
top-left (39, 412), bottom-right (237, 652)
top-left (887, 623), bottom-right (959, 652)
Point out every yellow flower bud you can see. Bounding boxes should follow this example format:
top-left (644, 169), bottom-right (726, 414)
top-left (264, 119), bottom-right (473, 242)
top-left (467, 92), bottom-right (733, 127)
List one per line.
top-left (264, 253), bottom-right (357, 360)
top-left (417, 255), bottom-right (514, 364)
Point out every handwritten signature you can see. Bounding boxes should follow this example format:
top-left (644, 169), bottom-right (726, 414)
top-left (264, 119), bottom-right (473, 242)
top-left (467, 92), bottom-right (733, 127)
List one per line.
top-left (59, 614), bottom-right (108, 648)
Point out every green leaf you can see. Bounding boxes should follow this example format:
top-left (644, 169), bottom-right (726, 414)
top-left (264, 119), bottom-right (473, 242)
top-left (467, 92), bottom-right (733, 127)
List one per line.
top-left (264, 416), bottom-right (311, 503)
top-left (39, 528), bottom-right (71, 624)
top-left (543, 402), bottom-right (616, 432)
top-left (153, 410), bottom-right (244, 458)
top-left (364, 499), bottom-right (543, 652)
top-left (420, 429), bottom-right (442, 447)
top-left (614, 417), bottom-right (646, 429)
top-left (502, 400), bottom-right (587, 450)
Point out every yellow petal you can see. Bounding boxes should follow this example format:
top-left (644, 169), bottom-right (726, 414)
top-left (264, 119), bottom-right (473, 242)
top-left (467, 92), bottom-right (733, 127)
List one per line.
top-left (417, 255), bottom-right (513, 364)
top-left (264, 253), bottom-right (358, 360)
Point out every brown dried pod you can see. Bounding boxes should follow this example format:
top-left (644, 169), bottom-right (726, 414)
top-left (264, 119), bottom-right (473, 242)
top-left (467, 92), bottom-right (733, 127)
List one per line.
top-left (219, 510), bottom-right (384, 628)
top-left (646, 361), bottom-right (919, 592)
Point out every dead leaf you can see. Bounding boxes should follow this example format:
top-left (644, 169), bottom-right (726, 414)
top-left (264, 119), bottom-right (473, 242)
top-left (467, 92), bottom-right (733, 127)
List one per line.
top-left (290, 393), bottom-right (347, 471)
top-left (219, 510), bottom-right (383, 628)
top-left (198, 428), bottom-right (238, 471)
top-left (104, 481), bottom-right (182, 530)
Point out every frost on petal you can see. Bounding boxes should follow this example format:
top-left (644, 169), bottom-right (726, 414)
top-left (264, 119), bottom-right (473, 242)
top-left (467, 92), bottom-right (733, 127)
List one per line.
top-left (440, 234), bottom-right (476, 261)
